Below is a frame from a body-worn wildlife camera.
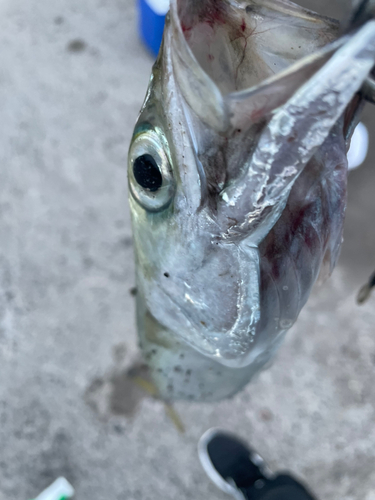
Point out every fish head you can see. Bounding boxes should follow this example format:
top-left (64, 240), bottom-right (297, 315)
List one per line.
top-left (128, 0), bottom-right (375, 401)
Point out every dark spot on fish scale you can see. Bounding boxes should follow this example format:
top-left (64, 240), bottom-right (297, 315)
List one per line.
top-left (164, 272), bottom-right (170, 278)
top-left (200, 321), bottom-right (207, 326)
top-left (174, 365), bottom-right (182, 373)
top-left (130, 287), bottom-right (137, 296)
top-left (186, 369), bottom-right (192, 376)
top-left (179, 353), bottom-right (185, 360)
top-left (144, 349), bottom-right (157, 360)
top-left (67, 39), bottom-right (86, 53)
top-left (245, 5), bottom-right (254, 13)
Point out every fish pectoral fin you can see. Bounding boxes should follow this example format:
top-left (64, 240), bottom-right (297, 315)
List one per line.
top-left (164, 404), bottom-right (185, 434)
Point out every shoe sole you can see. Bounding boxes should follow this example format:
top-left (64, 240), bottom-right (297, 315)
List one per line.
top-left (198, 428), bottom-right (248, 500)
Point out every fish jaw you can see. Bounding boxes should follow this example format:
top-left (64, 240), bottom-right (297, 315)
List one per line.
top-left (135, 285), bottom-right (286, 401)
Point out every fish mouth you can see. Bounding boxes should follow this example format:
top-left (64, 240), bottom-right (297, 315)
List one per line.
top-left (168, 0), bottom-right (341, 132)
top-left (177, 0), bottom-right (338, 93)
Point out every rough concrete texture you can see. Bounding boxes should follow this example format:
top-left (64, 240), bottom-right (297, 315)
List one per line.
top-left (0, 0), bottom-right (374, 499)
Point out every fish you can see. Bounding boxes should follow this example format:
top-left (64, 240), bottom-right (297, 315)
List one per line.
top-left (127, 0), bottom-right (375, 402)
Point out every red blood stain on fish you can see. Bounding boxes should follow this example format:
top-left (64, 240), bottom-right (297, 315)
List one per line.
top-left (199, 0), bottom-right (227, 28)
top-left (251, 107), bottom-right (267, 122)
top-left (181, 22), bottom-right (192, 34)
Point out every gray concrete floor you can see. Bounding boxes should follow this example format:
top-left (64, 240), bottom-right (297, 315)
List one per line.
top-left (0, 0), bottom-right (374, 499)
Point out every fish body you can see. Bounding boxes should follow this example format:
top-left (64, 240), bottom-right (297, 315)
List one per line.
top-left (128, 0), bottom-right (375, 401)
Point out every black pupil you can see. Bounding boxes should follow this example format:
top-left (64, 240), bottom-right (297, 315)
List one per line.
top-left (133, 154), bottom-right (162, 192)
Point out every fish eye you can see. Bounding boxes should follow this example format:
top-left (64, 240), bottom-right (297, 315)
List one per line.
top-left (128, 128), bottom-right (174, 211)
top-left (133, 154), bottom-right (162, 192)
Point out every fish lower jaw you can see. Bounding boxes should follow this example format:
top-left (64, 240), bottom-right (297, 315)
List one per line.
top-left (144, 296), bottom-right (263, 367)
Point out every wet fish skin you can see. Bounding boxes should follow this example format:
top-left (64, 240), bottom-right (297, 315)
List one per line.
top-left (128, 0), bottom-right (375, 401)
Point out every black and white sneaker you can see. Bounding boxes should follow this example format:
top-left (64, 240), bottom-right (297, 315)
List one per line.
top-left (198, 428), bottom-right (273, 499)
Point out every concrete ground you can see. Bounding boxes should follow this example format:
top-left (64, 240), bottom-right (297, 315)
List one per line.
top-left (0, 0), bottom-right (374, 499)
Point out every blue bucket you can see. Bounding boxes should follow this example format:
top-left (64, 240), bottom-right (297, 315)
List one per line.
top-left (139, 0), bottom-right (169, 57)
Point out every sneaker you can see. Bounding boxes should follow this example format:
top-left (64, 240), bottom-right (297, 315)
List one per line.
top-left (198, 428), bottom-right (272, 499)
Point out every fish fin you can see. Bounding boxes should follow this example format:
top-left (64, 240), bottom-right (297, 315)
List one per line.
top-left (132, 376), bottom-right (185, 431)
top-left (132, 376), bottom-right (159, 397)
top-left (164, 404), bottom-right (185, 433)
